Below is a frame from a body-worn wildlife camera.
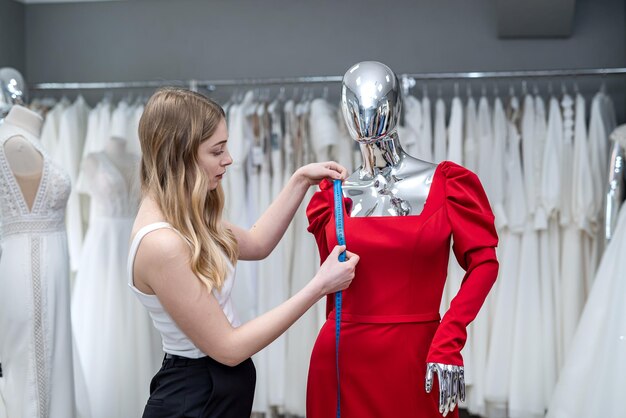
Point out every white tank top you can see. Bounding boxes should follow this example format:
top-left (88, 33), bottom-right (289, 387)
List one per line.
top-left (127, 222), bottom-right (240, 359)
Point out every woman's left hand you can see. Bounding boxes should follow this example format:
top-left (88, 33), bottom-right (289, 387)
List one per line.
top-left (295, 161), bottom-right (349, 186)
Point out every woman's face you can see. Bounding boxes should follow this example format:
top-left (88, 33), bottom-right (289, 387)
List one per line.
top-left (197, 117), bottom-right (233, 190)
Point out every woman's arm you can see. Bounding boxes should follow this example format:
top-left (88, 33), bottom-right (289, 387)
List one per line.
top-left (225, 161), bottom-right (347, 260)
top-left (135, 228), bottom-right (358, 367)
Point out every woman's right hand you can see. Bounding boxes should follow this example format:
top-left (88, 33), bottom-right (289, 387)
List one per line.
top-left (312, 245), bottom-right (359, 296)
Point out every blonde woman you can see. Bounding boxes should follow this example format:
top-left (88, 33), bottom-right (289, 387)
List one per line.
top-left (127, 87), bottom-right (358, 417)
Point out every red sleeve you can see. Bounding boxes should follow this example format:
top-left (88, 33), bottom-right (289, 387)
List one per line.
top-left (306, 179), bottom-right (335, 316)
top-left (427, 162), bottom-right (500, 366)
top-left (306, 179), bottom-right (353, 317)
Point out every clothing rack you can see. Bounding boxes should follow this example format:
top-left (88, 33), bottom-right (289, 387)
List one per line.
top-left (29, 67), bottom-right (626, 92)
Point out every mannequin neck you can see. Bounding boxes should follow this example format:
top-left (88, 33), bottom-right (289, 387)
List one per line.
top-left (105, 137), bottom-right (127, 158)
top-left (4, 105), bottom-right (44, 138)
top-left (357, 131), bottom-right (403, 178)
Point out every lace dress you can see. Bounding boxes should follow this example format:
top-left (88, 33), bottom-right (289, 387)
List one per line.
top-left (0, 122), bottom-right (75, 417)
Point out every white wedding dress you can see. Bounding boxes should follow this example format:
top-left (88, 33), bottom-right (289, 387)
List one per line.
top-left (546, 128), bottom-right (626, 418)
top-left (0, 123), bottom-right (76, 417)
top-left (71, 151), bottom-right (161, 418)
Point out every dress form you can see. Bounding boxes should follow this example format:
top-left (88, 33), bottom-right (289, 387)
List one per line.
top-left (339, 61), bottom-right (465, 415)
top-left (2, 105), bottom-right (44, 210)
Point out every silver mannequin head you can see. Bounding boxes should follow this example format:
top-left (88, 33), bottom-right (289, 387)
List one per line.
top-left (341, 61), bottom-right (401, 144)
top-left (0, 67), bottom-right (26, 119)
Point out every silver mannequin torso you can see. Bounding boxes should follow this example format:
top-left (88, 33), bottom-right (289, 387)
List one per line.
top-left (343, 134), bottom-right (436, 217)
top-left (340, 61), bottom-right (436, 217)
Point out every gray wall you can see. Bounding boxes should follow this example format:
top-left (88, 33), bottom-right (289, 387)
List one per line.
top-left (24, 0), bottom-right (625, 81)
top-left (0, 0), bottom-right (25, 73)
top-left (22, 0), bottom-right (626, 119)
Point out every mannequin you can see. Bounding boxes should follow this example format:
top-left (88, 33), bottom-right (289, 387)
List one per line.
top-left (3, 106), bottom-right (45, 211)
top-left (0, 72), bottom-right (76, 417)
top-left (342, 62), bottom-right (464, 411)
top-left (305, 61), bottom-right (498, 418)
top-left (81, 135), bottom-right (139, 190)
top-left (72, 133), bottom-right (158, 418)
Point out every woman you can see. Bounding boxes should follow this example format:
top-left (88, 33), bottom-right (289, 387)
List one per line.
top-left (127, 87), bottom-right (359, 417)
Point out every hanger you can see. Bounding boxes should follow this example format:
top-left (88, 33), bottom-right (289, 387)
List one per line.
top-left (521, 80), bottom-right (528, 96)
top-left (466, 83), bottom-right (473, 99)
top-left (453, 82), bottom-right (459, 98)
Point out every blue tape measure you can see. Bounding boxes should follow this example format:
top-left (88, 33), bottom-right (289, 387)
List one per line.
top-left (333, 179), bottom-right (346, 418)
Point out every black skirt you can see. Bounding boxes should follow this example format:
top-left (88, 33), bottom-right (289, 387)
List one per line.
top-left (142, 354), bottom-right (256, 418)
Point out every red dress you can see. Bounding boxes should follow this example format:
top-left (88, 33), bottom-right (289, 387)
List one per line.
top-left (305, 161), bottom-right (499, 418)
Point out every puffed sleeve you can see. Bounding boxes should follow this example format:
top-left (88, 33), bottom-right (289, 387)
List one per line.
top-left (307, 179), bottom-right (352, 317)
top-left (427, 162), bottom-right (499, 366)
top-left (306, 179), bottom-right (334, 261)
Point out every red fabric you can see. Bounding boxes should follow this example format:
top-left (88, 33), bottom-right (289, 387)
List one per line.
top-left (305, 161), bottom-right (499, 418)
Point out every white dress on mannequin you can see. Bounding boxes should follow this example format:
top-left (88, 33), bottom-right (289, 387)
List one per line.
top-left (71, 149), bottom-right (161, 418)
top-left (546, 129), bottom-right (626, 418)
top-left (0, 123), bottom-right (76, 418)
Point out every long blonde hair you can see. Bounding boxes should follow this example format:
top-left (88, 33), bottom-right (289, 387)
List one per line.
top-left (139, 87), bottom-right (238, 291)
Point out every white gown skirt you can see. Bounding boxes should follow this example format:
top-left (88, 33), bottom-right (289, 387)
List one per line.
top-left (547, 205), bottom-right (626, 418)
top-left (0, 230), bottom-right (75, 418)
top-left (71, 217), bottom-right (161, 418)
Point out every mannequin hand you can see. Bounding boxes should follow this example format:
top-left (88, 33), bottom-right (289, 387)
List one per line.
top-left (425, 362), bottom-right (465, 417)
top-left (295, 161), bottom-right (348, 186)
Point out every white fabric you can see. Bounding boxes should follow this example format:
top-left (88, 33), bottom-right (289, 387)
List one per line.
top-left (521, 95), bottom-right (537, 216)
top-left (404, 95), bottom-right (422, 158)
top-left (433, 98), bottom-right (447, 163)
top-left (477, 96), bottom-right (493, 197)
top-left (533, 96), bottom-right (559, 406)
top-left (419, 95), bottom-right (433, 163)
top-left (547, 201), bottom-right (626, 418)
top-left (110, 101), bottom-right (129, 141)
top-left (490, 97), bottom-right (508, 229)
top-left (484, 117), bottom-right (526, 418)
top-left (559, 94), bottom-right (588, 362)
top-left (508, 96), bottom-right (545, 418)
top-left (463, 97), bottom-right (479, 172)
top-left (39, 100), bottom-right (68, 154)
top-left (128, 222), bottom-right (240, 358)
top-left (447, 96), bottom-right (463, 164)
top-left (541, 97), bottom-right (566, 369)
top-left (127, 104), bottom-right (144, 156)
top-left (0, 123), bottom-right (76, 418)
top-left (56, 96), bottom-right (90, 272)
